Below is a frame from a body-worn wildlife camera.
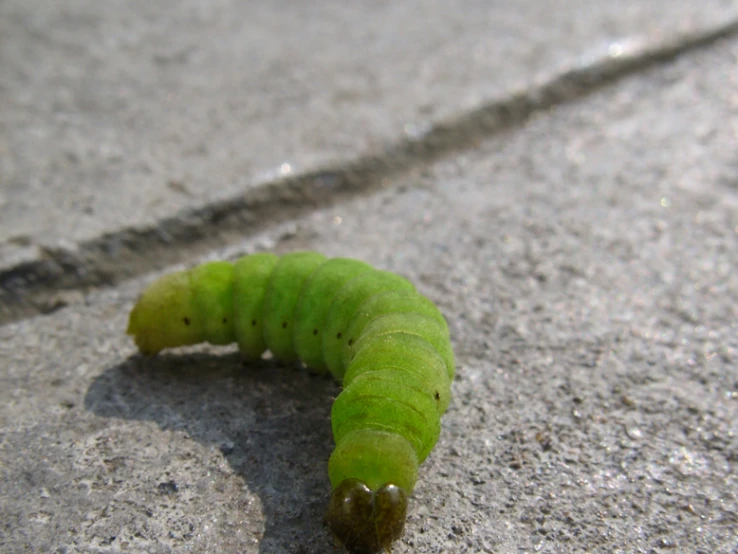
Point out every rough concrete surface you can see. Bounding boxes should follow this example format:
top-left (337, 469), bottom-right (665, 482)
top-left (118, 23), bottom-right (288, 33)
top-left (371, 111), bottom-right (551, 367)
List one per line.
top-left (2, 3), bottom-right (738, 554)
top-left (1, 0), bottom-right (737, 261)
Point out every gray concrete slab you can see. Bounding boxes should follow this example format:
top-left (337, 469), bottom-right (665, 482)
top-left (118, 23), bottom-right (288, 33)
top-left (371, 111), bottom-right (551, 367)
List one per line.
top-left (2, 29), bottom-right (737, 554)
top-left (2, 0), bottom-right (737, 267)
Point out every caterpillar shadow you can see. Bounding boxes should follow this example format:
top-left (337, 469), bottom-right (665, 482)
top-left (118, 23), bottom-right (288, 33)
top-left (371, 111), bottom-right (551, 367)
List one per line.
top-left (84, 350), bottom-right (341, 554)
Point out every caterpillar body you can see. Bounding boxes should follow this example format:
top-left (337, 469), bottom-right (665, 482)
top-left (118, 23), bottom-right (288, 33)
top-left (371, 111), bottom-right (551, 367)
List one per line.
top-left (126, 252), bottom-right (454, 554)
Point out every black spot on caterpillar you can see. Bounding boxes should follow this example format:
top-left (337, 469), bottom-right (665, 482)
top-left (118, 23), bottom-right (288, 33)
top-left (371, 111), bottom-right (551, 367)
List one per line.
top-left (126, 252), bottom-right (454, 553)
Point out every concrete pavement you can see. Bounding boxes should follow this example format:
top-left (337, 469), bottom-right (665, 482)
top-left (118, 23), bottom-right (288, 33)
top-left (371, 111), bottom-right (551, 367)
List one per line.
top-left (1, 2), bottom-right (737, 553)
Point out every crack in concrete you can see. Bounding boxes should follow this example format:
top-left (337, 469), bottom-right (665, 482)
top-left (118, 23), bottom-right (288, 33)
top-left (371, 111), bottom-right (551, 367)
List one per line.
top-left (2, 18), bottom-right (738, 325)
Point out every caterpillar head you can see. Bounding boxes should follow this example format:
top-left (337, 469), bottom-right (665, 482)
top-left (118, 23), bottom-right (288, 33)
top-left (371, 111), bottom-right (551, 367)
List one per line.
top-left (326, 479), bottom-right (407, 554)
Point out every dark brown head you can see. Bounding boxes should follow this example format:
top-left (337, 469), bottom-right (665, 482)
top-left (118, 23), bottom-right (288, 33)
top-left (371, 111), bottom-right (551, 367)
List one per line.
top-left (326, 479), bottom-right (408, 554)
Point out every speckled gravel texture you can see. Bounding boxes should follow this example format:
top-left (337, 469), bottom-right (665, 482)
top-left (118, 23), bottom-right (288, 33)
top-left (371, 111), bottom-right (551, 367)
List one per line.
top-left (2, 6), bottom-right (738, 554)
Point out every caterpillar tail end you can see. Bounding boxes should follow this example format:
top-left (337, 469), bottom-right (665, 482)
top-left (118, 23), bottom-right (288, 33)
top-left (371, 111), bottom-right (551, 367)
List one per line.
top-left (126, 309), bottom-right (159, 355)
top-left (126, 271), bottom-right (200, 356)
top-left (326, 479), bottom-right (407, 554)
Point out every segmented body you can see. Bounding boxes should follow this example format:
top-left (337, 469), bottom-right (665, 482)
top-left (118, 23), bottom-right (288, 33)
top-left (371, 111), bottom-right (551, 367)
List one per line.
top-left (126, 252), bottom-right (454, 553)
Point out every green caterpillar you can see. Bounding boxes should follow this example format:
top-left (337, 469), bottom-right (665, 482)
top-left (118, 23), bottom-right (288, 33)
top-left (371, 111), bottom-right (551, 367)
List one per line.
top-left (126, 252), bottom-right (454, 553)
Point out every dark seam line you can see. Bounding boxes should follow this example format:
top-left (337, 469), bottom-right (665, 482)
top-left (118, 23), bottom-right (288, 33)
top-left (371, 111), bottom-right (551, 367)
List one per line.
top-left (3, 18), bottom-right (738, 325)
